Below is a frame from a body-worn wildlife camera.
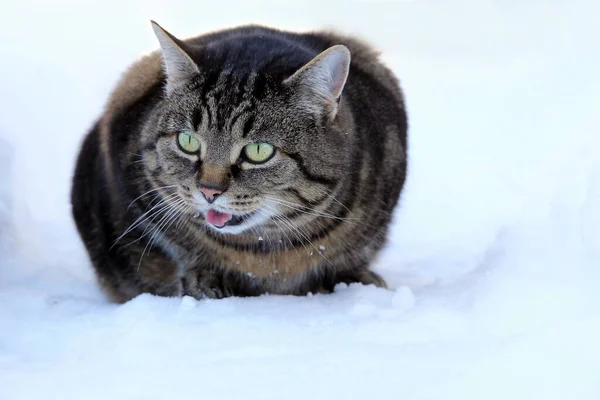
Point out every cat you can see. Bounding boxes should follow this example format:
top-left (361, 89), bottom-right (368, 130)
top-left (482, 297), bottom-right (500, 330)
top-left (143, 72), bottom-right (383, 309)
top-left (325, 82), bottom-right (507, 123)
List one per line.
top-left (71, 21), bottom-right (408, 303)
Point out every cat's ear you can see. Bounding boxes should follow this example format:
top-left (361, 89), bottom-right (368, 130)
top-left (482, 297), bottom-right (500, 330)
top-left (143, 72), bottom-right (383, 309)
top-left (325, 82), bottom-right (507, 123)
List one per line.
top-left (151, 20), bottom-right (199, 95)
top-left (284, 45), bottom-right (351, 119)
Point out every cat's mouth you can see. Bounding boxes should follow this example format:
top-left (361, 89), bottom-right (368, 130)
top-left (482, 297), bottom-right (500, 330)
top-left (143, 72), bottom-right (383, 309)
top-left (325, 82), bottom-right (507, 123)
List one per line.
top-left (200, 209), bottom-right (255, 229)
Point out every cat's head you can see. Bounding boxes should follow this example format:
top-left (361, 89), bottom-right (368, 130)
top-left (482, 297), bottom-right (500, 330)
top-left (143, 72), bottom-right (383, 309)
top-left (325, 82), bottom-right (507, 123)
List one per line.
top-left (140, 22), bottom-right (352, 235)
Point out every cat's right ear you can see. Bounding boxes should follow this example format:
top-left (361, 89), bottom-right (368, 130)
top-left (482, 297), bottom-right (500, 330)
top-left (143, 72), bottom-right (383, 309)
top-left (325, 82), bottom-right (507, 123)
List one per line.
top-left (151, 21), bottom-right (199, 95)
top-left (284, 45), bottom-right (351, 120)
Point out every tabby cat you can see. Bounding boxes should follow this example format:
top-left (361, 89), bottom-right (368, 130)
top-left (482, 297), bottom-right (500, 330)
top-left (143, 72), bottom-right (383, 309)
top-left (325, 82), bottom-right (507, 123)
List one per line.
top-left (71, 21), bottom-right (408, 303)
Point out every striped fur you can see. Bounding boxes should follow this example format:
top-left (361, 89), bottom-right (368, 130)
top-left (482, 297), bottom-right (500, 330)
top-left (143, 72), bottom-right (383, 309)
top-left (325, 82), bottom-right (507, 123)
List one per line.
top-left (71, 23), bottom-right (408, 303)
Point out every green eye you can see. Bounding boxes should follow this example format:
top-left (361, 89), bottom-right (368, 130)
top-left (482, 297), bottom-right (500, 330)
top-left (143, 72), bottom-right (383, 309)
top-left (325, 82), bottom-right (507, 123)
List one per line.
top-left (244, 143), bottom-right (275, 163)
top-left (177, 132), bottom-right (200, 154)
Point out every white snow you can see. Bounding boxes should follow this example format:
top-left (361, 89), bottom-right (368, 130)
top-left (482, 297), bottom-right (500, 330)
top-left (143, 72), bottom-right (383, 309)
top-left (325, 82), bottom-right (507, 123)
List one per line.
top-left (1, 1), bottom-right (599, 399)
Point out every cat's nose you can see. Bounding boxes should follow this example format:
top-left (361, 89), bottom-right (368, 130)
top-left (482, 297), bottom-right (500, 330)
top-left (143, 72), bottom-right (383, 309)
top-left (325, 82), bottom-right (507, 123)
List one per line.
top-left (199, 185), bottom-right (225, 204)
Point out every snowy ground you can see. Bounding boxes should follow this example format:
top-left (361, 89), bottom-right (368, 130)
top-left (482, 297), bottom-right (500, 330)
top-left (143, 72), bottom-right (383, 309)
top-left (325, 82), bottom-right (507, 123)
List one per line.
top-left (1, 1), bottom-right (600, 399)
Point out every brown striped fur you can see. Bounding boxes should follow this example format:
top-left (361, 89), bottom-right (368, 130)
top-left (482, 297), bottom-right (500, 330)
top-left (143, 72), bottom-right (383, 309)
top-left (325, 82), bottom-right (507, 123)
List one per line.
top-left (71, 22), bottom-right (408, 302)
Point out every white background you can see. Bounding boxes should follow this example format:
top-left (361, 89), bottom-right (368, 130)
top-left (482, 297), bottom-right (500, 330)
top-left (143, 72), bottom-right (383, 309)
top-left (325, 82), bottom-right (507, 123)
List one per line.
top-left (1, 1), bottom-right (599, 399)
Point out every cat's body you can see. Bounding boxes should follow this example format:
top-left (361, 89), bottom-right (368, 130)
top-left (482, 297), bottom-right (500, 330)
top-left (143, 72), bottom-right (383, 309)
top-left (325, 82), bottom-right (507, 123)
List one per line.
top-left (71, 23), bottom-right (407, 303)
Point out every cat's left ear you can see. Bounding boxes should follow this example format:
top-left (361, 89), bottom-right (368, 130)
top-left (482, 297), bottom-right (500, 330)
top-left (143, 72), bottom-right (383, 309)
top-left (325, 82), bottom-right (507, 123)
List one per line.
top-left (284, 45), bottom-right (351, 119)
top-left (151, 20), bottom-right (200, 95)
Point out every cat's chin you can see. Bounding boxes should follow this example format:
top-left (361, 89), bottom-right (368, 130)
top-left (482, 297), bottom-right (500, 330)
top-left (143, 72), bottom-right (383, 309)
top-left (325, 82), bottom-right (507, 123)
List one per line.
top-left (205, 219), bottom-right (255, 235)
top-left (195, 209), bottom-right (258, 235)
top-left (209, 223), bottom-right (250, 235)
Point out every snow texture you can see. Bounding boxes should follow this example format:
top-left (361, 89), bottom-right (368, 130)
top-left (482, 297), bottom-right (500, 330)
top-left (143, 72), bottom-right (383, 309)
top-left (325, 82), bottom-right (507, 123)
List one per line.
top-left (1, 1), bottom-right (599, 399)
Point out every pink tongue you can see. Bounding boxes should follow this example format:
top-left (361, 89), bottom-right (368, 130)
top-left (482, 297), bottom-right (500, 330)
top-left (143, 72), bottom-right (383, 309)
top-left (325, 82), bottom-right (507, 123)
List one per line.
top-left (206, 209), bottom-right (232, 227)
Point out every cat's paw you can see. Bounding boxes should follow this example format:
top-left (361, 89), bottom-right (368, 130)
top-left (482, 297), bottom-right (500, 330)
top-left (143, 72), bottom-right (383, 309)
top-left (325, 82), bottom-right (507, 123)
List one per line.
top-left (182, 269), bottom-right (233, 300)
top-left (360, 270), bottom-right (388, 289)
top-left (332, 268), bottom-right (388, 290)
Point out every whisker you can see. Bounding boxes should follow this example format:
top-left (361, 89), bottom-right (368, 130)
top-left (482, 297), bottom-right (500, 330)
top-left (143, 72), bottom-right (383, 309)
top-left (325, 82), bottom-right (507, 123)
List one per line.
top-left (137, 199), bottom-right (187, 271)
top-left (175, 205), bottom-right (193, 230)
top-left (264, 196), bottom-right (380, 231)
top-left (121, 198), bottom-right (185, 248)
top-left (262, 203), bottom-right (332, 265)
top-left (263, 196), bottom-right (360, 221)
top-left (255, 208), bottom-right (299, 257)
top-left (312, 186), bottom-right (351, 213)
top-left (111, 192), bottom-right (181, 249)
top-left (126, 159), bottom-right (147, 167)
top-left (127, 185), bottom-right (179, 211)
top-left (272, 213), bottom-right (312, 258)
top-left (148, 201), bottom-right (188, 252)
top-left (261, 205), bottom-right (311, 257)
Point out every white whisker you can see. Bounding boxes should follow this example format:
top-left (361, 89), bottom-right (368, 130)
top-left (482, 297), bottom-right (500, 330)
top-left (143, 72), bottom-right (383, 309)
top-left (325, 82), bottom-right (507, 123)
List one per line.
top-left (261, 203), bottom-right (332, 265)
top-left (137, 199), bottom-right (187, 271)
top-left (111, 192), bottom-right (181, 249)
top-left (127, 185), bottom-right (179, 211)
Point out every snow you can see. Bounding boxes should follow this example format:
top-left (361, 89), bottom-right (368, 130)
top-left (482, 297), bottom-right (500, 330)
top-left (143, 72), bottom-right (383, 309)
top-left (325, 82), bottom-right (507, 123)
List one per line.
top-left (1, 0), bottom-right (599, 399)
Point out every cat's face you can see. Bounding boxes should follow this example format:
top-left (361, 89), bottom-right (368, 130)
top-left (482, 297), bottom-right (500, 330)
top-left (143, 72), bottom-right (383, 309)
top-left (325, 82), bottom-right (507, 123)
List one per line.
top-left (139, 23), bottom-right (351, 235)
top-left (144, 88), bottom-right (343, 234)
